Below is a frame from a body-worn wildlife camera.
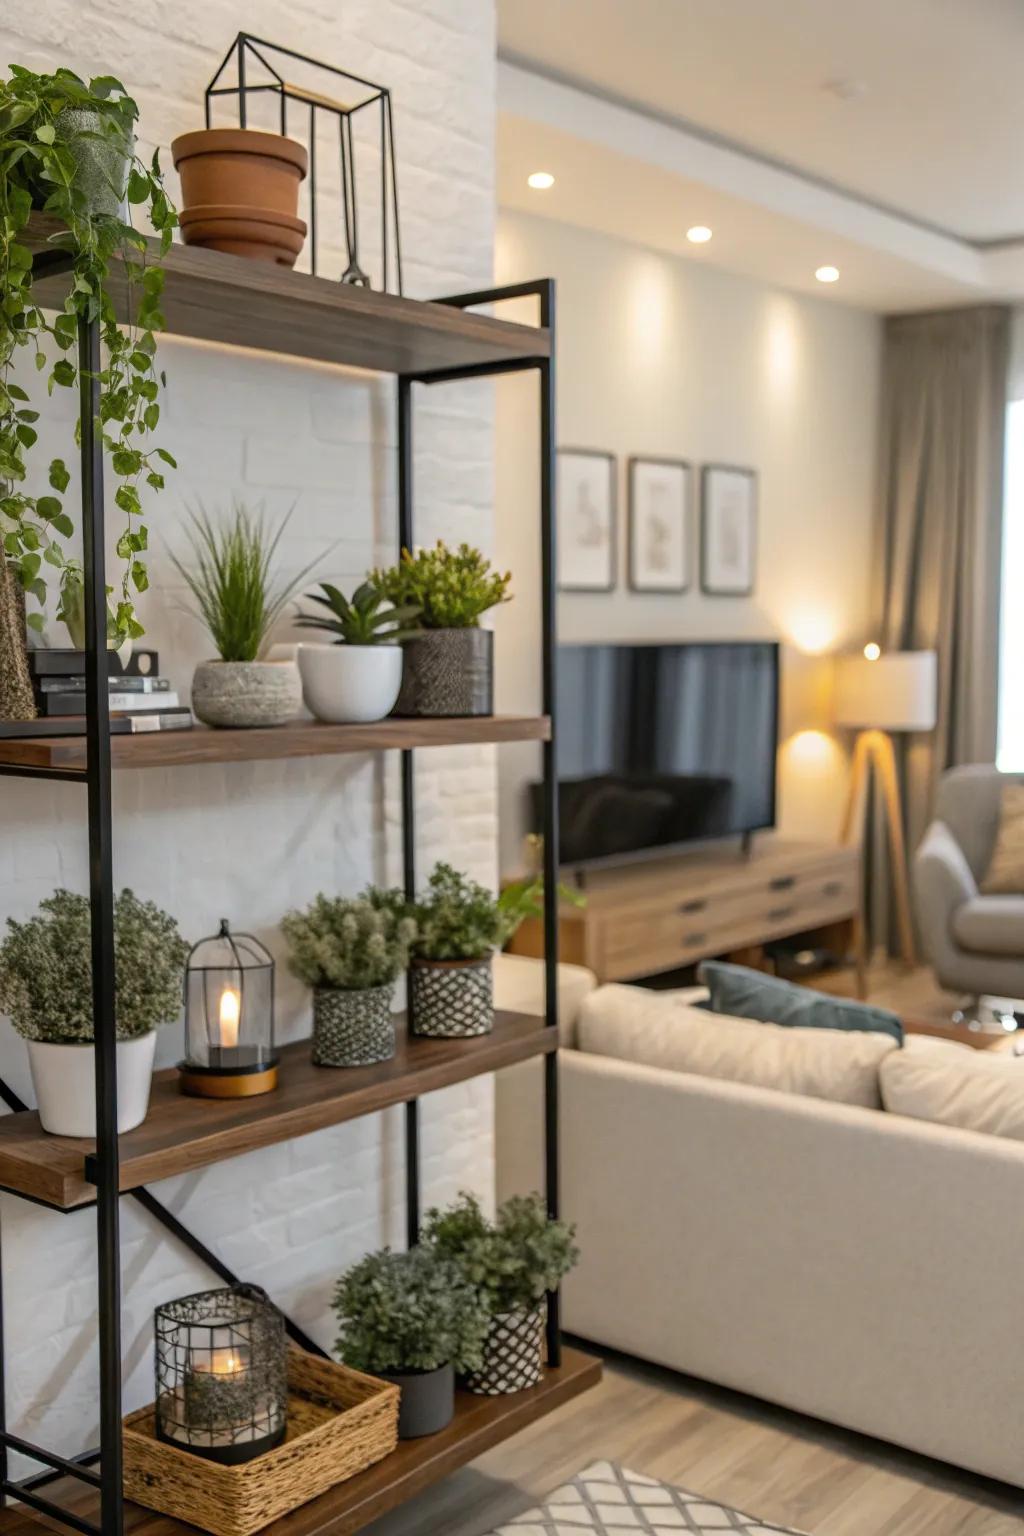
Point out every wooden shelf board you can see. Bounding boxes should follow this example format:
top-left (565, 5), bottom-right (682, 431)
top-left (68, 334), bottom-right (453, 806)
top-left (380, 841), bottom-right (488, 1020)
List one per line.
top-left (0, 1013), bottom-right (558, 1210)
top-left (0, 715), bottom-right (551, 774)
top-left (27, 215), bottom-right (550, 377)
top-left (0, 1348), bottom-right (601, 1536)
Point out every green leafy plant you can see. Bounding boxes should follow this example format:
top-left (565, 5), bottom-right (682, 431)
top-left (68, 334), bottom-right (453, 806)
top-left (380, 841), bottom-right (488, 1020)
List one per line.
top-left (1, 65), bottom-right (179, 644)
top-left (413, 863), bottom-right (577, 962)
top-left (424, 1191), bottom-right (579, 1316)
top-left (0, 887), bottom-right (188, 1043)
top-left (368, 542), bottom-right (511, 630)
top-left (169, 502), bottom-right (324, 663)
top-left (295, 580), bottom-right (421, 645)
top-left (333, 1245), bottom-right (490, 1375)
top-left (282, 887), bottom-right (417, 991)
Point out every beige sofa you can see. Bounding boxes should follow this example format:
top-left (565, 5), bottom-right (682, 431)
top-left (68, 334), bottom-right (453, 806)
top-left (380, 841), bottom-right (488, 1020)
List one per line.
top-left (494, 955), bottom-right (1024, 1491)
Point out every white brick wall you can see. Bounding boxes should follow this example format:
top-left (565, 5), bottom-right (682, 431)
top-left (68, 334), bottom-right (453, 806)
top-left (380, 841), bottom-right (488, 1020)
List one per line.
top-left (0, 0), bottom-right (499, 1461)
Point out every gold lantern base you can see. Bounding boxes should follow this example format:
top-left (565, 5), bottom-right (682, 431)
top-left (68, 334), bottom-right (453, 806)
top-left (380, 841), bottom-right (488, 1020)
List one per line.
top-left (178, 1064), bottom-right (279, 1099)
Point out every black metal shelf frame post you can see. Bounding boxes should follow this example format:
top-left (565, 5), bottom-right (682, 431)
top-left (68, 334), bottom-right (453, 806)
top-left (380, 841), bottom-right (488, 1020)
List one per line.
top-left (0, 272), bottom-right (558, 1535)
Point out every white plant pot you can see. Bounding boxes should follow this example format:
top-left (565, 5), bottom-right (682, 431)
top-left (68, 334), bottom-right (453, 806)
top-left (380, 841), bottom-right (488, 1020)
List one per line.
top-left (298, 644), bottom-right (404, 724)
top-left (27, 1031), bottom-right (157, 1138)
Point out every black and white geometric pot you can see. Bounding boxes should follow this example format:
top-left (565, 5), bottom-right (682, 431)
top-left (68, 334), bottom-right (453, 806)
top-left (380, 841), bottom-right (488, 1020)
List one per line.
top-left (312, 983), bottom-right (395, 1067)
top-left (410, 957), bottom-right (493, 1038)
top-left (393, 628), bottom-right (493, 717)
top-left (462, 1306), bottom-right (544, 1396)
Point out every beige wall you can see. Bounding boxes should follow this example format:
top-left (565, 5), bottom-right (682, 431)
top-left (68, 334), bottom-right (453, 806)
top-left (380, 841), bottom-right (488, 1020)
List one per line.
top-left (493, 210), bottom-right (882, 873)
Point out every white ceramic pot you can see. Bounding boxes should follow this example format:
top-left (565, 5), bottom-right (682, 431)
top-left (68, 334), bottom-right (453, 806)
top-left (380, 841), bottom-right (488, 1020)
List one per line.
top-left (27, 1031), bottom-right (157, 1137)
top-left (298, 644), bottom-right (404, 724)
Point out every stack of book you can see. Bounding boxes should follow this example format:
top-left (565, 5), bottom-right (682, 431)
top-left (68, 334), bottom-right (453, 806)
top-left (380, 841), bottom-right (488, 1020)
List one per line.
top-left (7, 650), bottom-right (195, 737)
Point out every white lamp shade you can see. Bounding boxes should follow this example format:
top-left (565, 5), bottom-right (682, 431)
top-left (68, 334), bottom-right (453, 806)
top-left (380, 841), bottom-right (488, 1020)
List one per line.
top-left (834, 651), bottom-right (938, 732)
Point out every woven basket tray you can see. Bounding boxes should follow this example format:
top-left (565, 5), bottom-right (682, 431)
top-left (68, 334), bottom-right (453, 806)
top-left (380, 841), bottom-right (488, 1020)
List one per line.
top-left (123, 1349), bottom-right (399, 1536)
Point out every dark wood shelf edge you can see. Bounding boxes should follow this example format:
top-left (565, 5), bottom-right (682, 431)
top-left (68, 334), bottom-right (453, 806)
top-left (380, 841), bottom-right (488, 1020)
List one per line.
top-left (0, 1014), bottom-right (559, 1211)
top-left (0, 1349), bottom-right (601, 1536)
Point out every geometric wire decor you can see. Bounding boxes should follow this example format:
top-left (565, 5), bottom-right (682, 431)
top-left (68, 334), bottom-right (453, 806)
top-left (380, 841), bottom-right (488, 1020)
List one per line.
top-left (154, 1284), bottom-right (288, 1465)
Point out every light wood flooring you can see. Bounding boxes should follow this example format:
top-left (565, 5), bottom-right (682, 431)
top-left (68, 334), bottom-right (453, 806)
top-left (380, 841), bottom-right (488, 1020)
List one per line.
top-left (368, 1347), bottom-right (1024, 1535)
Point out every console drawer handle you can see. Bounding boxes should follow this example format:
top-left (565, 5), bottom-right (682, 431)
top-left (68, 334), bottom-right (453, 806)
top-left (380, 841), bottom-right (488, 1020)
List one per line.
top-left (822, 880), bottom-right (843, 897)
top-left (681, 931), bottom-right (708, 947)
top-left (679, 899), bottom-right (707, 914)
top-left (767, 906), bottom-right (795, 922)
top-left (769, 875), bottom-right (796, 891)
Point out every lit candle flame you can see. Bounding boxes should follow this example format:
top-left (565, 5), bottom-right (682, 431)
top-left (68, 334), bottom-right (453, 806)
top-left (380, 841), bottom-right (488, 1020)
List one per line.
top-left (219, 988), bottom-right (241, 1050)
top-left (194, 1347), bottom-right (246, 1377)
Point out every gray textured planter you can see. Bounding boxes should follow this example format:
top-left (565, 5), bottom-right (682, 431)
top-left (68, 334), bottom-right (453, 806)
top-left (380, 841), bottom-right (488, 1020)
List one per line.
top-left (56, 109), bottom-right (130, 218)
top-left (191, 660), bottom-right (301, 728)
top-left (393, 628), bottom-right (493, 718)
top-left (410, 957), bottom-right (493, 1038)
top-left (312, 984), bottom-right (396, 1067)
top-left (462, 1307), bottom-right (544, 1396)
top-left (377, 1363), bottom-right (454, 1439)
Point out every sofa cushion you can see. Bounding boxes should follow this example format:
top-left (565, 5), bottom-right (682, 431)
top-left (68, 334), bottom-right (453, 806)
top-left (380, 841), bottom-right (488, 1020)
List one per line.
top-left (880, 1035), bottom-right (1024, 1141)
top-left (698, 960), bottom-right (904, 1043)
top-left (493, 952), bottom-right (597, 1047)
top-left (980, 780), bottom-right (1024, 894)
top-left (577, 984), bottom-right (897, 1109)
top-left (951, 895), bottom-right (1024, 957)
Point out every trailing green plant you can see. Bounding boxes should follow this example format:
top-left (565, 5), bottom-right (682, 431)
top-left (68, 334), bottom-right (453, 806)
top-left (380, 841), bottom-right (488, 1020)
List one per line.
top-left (412, 862), bottom-right (578, 962)
top-left (0, 887), bottom-right (188, 1043)
top-left (1, 65), bottom-right (179, 644)
top-left (295, 580), bottom-right (421, 646)
top-left (368, 542), bottom-right (511, 629)
top-left (332, 1245), bottom-right (490, 1376)
top-left (424, 1191), bottom-right (579, 1316)
top-left (169, 502), bottom-right (324, 663)
top-left (282, 887), bottom-right (417, 991)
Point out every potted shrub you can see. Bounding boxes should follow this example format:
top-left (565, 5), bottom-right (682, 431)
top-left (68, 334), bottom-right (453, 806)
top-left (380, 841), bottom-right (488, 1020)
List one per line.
top-left (368, 543), bottom-right (511, 717)
top-left (333, 1246), bottom-right (489, 1438)
top-left (424, 1192), bottom-right (579, 1396)
top-left (295, 581), bottom-right (421, 724)
top-left (0, 888), bottom-right (188, 1137)
top-left (410, 864), bottom-right (546, 1039)
top-left (171, 127), bottom-right (308, 267)
top-left (0, 64), bottom-right (178, 680)
top-left (170, 502), bottom-right (322, 728)
top-left (282, 888), bottom-right (416, 1067)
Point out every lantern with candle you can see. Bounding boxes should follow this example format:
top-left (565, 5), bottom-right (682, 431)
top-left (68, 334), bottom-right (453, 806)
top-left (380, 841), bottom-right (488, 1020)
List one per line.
top-left (155, 1284), bottom-right (287, 1464)
top-left (180, 921), bottom-right (278, 1098)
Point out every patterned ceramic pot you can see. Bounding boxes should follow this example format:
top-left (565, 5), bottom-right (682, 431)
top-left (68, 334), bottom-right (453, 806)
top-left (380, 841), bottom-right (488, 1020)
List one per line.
top-left (56, 109), bottom-right (130, 218)
top-left (191, 660), bottom-right (301, 728)
top-left (312, 984), bottom-right (396, 1067)
top-left (393, 628), bottom-right (493, 718)
top-left (410, 957), bottom-right (493, 1038)
top-left (462, 1307), bottom-right (544, 1396)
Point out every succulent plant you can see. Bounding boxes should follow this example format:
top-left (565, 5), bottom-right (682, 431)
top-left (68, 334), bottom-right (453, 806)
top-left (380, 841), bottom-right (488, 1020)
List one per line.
top-left (368, 542), bottom-right (511, 630)
top-left (295, 580), bottom-right (421, 645)
top-left (333, 1245), bottom-right (490, 1375)
top-left (282, 887), bottom-right (416, 991)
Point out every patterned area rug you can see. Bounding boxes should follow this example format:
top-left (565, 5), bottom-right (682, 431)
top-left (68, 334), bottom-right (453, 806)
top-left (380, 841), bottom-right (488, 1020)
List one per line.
top-left (490, 1461), bottom-right (809, 1535)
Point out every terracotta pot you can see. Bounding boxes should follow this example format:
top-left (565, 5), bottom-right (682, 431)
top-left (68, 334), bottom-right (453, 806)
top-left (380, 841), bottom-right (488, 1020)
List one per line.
top-left (179, 205), bottom-right (307, 267)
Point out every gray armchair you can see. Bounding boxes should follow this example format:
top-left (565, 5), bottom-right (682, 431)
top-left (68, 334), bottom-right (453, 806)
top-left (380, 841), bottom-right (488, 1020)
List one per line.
top-left (913, 765), bottom-right (1024, 1003)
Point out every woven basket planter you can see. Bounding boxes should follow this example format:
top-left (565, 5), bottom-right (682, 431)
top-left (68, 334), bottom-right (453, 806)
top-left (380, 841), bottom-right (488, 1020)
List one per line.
top-left (123, 1349), bottom-right (399, 1536)
top-left (410, 957), bottom-right (493, 1038)
top-left (462, 1306), bottom-right (544, 1396)
top-left (312, 984), bottom-right (395, 1067)
top-left (393, 628), bottom-right (493, 717)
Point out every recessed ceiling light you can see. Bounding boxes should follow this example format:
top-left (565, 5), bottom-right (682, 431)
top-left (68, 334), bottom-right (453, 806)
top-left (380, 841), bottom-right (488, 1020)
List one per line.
top-left (686, 225), bottom-right (712, 244)
top-left (527, 171), bottom-right (555, 190)
top-left (815, 265), bottom-right (840, 283)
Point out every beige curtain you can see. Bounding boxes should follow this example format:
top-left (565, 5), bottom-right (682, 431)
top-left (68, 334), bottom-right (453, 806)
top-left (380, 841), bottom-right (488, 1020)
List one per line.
top-left (869, 305), bottom-right (1009, 947)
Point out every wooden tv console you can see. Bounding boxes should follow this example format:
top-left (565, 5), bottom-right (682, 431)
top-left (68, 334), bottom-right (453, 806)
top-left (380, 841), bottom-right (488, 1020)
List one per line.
top-left (508, 838), bottom-right (861, 984)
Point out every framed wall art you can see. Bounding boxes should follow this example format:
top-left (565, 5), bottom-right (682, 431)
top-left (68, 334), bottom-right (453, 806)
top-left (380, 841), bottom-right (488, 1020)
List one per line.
top-left (701, 465), bottom-right (757, 596)
top-left (628, 457), bottom-right (691, 593)
top-left (557, 449), bottom-right (617, 592)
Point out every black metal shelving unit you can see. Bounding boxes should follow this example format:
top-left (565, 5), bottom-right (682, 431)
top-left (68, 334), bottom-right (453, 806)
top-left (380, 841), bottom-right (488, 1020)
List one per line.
top-left (0, 244), bottom-right (575, 1536)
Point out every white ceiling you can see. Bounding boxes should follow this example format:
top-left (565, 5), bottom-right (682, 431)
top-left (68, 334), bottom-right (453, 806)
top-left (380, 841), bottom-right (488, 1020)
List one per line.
top-left (498, 0), bottom-right (1024, 242)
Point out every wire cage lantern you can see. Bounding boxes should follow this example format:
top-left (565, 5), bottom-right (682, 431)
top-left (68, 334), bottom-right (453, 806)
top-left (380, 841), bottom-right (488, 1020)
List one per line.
top-left (180, 920), bottom-right (278, 1099)
top-left (155, 1285), bottom-right (288, 1465)
top-left (202, 32), bottom-right (402, 291)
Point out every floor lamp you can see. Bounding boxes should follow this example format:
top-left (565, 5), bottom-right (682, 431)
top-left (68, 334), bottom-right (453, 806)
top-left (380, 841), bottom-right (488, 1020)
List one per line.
top-left (835, 648), bottom-right (938, 967)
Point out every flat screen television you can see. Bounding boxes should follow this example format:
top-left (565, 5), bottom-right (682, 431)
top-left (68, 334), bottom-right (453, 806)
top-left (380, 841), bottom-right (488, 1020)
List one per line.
top-left (533, 640), bottom-right (779, 869)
